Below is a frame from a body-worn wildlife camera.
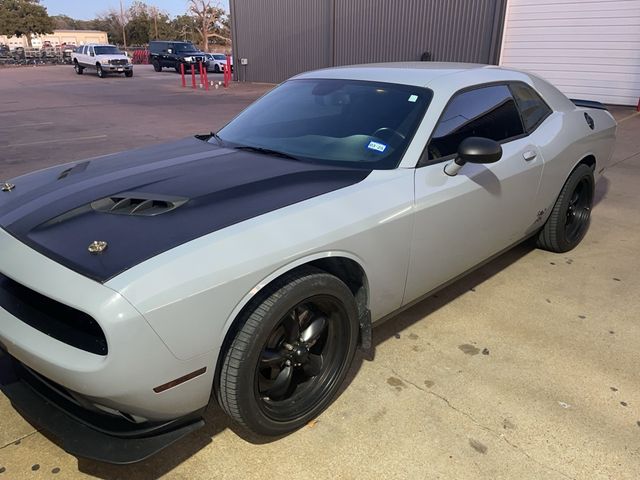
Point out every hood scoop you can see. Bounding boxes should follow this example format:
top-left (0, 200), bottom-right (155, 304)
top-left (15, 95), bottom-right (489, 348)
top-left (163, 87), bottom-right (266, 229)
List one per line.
top-left (91, 192), bottom-right (188, 217)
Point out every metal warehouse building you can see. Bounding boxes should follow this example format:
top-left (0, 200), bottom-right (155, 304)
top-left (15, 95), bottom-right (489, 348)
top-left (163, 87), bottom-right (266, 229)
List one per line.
top-left (230, 0), bottom-right (640, 106)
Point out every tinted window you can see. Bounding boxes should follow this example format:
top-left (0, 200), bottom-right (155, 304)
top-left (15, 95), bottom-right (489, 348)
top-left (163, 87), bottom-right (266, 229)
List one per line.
top-left (428, 85), bottom-right (524, 160)
top-left (510, 83), bottom-right (552, 132)
top-left (217, 79), bottom-right (432, 169)
top-left (174, 42), bottom-right (198, 52)
top-left (94, 46), bottom-right (121, 55)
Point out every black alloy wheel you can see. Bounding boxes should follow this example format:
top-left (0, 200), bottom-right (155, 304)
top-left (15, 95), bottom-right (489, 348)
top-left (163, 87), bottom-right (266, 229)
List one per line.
top-left (256, 296), bottom-right (348, 421)
top-left (564, 177), bottom-right (592, 244)
top-left (537, 163), bottom-right (594, 253)
top-left (218, 267), bottom-right (359, 436)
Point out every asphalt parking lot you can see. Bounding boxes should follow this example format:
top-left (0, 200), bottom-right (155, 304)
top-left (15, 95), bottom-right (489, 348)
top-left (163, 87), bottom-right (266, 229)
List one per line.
top-left (1, 65), bottom-right (639, 480)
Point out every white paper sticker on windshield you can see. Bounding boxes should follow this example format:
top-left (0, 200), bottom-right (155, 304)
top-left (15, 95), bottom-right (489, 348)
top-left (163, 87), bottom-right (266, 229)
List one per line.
top-left (408, 94), bottom-right (418, 103)
top-left (367, 141), bottom-right (387, 153)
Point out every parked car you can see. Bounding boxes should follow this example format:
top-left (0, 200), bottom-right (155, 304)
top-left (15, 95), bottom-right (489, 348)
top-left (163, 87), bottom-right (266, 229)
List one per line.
top-left (72, 44), bottom-right (133, 78)
top-left (0, 63), bottom-right (616, 464)
top-left (149, 40), bottom-right (209, 73)
top-left (205, 53), bottom-right (232, 73)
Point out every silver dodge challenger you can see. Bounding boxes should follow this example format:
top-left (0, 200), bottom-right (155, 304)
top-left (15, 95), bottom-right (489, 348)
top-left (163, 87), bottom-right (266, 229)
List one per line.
top-left (0, 63), bottom-right (616, 463)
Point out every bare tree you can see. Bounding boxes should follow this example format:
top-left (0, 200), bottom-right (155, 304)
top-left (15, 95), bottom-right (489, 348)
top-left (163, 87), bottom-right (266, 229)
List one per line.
top-left (187, 0), bottom-right (228, 52)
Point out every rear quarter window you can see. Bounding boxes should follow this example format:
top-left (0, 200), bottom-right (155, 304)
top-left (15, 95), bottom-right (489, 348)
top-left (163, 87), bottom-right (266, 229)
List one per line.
top-left (509, 83), bottom-right (553, 133)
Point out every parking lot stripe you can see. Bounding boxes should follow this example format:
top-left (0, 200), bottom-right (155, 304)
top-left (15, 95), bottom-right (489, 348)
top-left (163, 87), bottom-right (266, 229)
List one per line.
top-left (618, 111), bottom-right (640, 124)
top-left (0, 122), bottom-right (54, 129)
top-left (8, 135), bottom-right (107, 148)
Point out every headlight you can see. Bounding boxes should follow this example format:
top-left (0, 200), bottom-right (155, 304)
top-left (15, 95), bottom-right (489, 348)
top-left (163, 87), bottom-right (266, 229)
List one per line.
top-left (184, 56), bottom-right (193, 62)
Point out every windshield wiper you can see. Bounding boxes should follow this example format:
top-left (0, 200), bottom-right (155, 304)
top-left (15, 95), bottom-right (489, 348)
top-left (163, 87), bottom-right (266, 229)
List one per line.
top-left (233, 145), bottom-right (300, 161)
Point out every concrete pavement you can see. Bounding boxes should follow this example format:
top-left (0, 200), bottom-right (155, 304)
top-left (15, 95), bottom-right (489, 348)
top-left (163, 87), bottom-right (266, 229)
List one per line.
top-left (0, 66), bottom-right (639, 479)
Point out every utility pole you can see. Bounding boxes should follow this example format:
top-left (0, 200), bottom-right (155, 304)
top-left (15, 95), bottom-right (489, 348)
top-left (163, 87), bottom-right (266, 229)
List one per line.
top-left (150, 6), bottom-right (159, 40)
top-left (120, 0), bottom-right (128, 49)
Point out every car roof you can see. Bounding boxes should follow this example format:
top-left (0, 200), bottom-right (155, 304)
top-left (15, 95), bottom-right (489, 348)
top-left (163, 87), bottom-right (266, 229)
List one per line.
top-left (295, 62), bottom-right (516, 86)
top-left (293, 61), bottom-right (574, 112)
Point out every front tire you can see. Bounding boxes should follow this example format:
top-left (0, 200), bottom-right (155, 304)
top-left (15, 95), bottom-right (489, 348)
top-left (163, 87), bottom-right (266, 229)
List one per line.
top-left (125, 70), bottom-right (133, 78)
top-left (214, 64), bottom-right (221, 73)
top-left (74, 62), bottom-right (83, 75)
top-left (536, 163), bottom-right (594, 253)
top-left (152, 60), bottom-right (162, 72)
top-left (218, 267), bottom-right (359, 436)
top-left (96, 64), bottom-right (105, 78)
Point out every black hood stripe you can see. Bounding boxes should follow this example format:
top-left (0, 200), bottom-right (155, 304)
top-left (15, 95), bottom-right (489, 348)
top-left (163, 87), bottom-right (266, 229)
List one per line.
top-left (0, 138), bottom-right (371, 282)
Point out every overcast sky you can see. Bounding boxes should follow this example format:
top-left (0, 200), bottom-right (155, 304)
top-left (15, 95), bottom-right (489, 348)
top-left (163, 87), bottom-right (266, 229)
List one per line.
top-left (42, 1), bottom-right (230, 20)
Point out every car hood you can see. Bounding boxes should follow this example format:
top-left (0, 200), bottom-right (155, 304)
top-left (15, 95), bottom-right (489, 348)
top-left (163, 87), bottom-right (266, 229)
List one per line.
top-left (0, 137), bottom-right (371, 282)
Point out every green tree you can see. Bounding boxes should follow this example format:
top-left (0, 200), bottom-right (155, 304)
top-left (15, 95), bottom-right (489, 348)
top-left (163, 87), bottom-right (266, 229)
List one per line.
top-left (171, 14), bottom-right (198, 43)
top-left (0, 0), bottom-right (54, 46)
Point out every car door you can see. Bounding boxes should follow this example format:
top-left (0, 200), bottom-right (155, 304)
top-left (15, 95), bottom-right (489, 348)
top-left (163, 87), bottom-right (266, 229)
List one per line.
top-left (78, 45), bottom-right (88, 66)
top-left (403, 83), bottom-right (545, 304)
top-left (87, 45), bottom-right (96, 69)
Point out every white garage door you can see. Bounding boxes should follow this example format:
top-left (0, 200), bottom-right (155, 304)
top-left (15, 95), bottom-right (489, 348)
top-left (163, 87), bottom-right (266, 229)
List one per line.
top-left (499, 0), bottom-right (640, 106)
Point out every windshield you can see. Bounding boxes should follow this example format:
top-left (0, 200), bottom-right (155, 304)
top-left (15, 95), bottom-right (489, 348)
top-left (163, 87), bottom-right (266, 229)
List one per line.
top-left (94, 46), bottom-right (122, 55)
top-left (174, 43), bottom-right (198, 52)
top-left (213, 54), bottom-right (227, 60)
top-left (217, 79), bottom-right (432, 169)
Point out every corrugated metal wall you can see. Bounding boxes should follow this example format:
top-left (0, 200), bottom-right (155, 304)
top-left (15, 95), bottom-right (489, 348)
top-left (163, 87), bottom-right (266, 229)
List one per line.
top-left (231, 0), bottom-right (506, 83)
top-left (230, 0), bottom-right (333, 84)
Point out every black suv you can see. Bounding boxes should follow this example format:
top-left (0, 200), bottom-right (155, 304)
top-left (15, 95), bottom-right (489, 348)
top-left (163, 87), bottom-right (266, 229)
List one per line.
top-left (149, 41), bottom-right (209, 72)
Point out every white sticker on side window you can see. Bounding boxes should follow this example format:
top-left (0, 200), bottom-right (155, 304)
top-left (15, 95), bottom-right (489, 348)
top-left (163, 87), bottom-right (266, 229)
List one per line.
top-left (408, 94), bottom-right (419, 103)
top-left (367, 141), bottom-right (387, 153)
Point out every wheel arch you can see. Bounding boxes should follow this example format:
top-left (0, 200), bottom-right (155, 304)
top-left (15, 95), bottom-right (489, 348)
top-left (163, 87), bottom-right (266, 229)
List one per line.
top-left (213, 252), bottom-right (370, 393)
top-left (576, 153), bottom-right (596, 171)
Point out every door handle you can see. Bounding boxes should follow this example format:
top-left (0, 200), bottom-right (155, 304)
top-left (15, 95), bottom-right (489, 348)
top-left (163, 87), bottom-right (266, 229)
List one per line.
top-left (523, 150), bottom-right (537, 161)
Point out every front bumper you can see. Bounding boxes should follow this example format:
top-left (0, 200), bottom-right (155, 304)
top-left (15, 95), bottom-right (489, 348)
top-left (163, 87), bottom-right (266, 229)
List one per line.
top-left (0, 352), bottom-right (204, 464)
top-left (104, 63), bottom-right (133, 72)
top-left (0, 227), bottom-right (214, 421)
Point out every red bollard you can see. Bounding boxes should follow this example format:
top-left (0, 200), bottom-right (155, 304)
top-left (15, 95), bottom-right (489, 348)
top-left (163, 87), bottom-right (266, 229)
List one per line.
top-left (199, 62), bottom-right (204, 88)
top-left (191, 64), bottom-right (196, 89)
top-left (203, 65), bottom-right (209, 91)
top-left (224, 55), bottom-right (232, 88)
top-left (180, 63), bottom-right (186, 87)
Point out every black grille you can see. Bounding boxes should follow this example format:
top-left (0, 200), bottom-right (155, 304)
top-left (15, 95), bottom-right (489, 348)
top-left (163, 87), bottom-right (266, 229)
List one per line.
top-left (110, 59), bottom-right (128, 66)
top-left (0, 273), bottom-right (107, 355)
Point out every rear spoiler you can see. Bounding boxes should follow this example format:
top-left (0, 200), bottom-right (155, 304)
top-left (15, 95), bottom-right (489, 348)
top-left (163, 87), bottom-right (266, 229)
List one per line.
top-left (571, 98), bottom-right (608, 111)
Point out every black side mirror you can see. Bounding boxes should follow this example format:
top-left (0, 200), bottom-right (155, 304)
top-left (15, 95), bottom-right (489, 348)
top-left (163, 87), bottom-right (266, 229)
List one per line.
top-left (444, 137), bottom-right (502, 176)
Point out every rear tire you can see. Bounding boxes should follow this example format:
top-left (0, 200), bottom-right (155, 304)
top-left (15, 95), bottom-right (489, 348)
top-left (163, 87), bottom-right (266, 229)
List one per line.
top-left (536, 163), bottom-right (594, 253)
top-left (218, 267), bottom-right (359, 436)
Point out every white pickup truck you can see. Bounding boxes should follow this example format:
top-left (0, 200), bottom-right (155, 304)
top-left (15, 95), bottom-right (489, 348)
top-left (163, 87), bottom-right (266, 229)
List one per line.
top-left (72, 44), bottom-right (133, 78)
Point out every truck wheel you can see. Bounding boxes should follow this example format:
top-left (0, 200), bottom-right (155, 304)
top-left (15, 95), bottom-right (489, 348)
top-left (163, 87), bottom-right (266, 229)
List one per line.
top-left (152, 60), bottom-right (162, 72)
top-left (125, 70), bottom-right (133, 78)
top-left (536, 163), bottom-right (594, 253)
top-left (74, 62), bottom-right (83, 75)
top-left (218, 267), bottom-right (359, 436)
top-left (214, 64), bottom-right (221, 73)
top-left (96, 64), bottom-right (105, 78)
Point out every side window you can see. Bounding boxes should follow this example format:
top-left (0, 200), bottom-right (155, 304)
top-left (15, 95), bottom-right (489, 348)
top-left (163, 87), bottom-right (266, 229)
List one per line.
top-left (510, 83), bottom-right (552, 133)
top-left (428, 85), bottom-right (524, 160)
